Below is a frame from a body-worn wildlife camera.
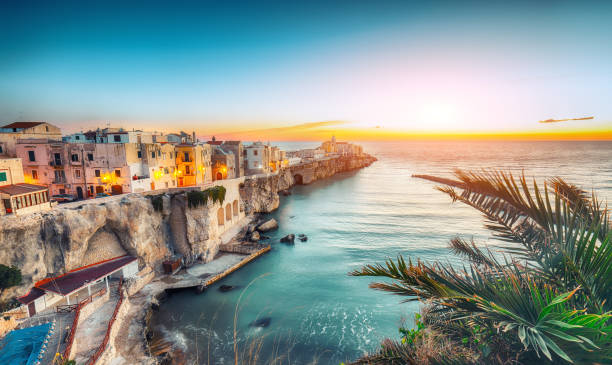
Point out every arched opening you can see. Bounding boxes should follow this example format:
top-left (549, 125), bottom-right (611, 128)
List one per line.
top-left (216, 172), bottom-right (223, 180)
top-left (233, 200), bottom-right (238, 216)
top-left (225, 203), bottom-right (232, 221)
top-left (82, 226), bottom-right (128, 267)
top-left (294, 174), bottom-right (303, 185)
top-left (217, 208), bottom-right (224, 226)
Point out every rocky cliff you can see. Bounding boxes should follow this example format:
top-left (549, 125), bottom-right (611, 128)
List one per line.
top-left (0, 154), bottom-right (376, 303)
top-left (0, 192), bottom-right (227, 302)
top-left (240, 154), bottom-right (377, 213)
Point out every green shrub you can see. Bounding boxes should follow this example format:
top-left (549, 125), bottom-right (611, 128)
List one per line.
top-left (187, 190), bottom-right (208, 208)
top-left (187, 186), bottom-right (226, 208)
top-left (0, 265), bottom-right (21, 289)
top-left (150, 195), bottom-right (164, 212)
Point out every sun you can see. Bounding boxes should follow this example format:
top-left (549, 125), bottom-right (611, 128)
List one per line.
top-left (417, 102), bottom-right (460, 131)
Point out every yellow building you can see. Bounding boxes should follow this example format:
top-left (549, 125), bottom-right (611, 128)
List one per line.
top-left (175, 144), bottom-right (212, 187)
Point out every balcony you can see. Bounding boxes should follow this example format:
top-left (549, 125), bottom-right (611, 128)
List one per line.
top-left (53, 178), bottom-right (67, 184)
top-left (49, 160), bottom-right (63, 167)
top-left (176, 156), bottom-right (193, 164)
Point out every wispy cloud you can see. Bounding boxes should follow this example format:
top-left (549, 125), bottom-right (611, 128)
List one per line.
top-left (539, 116), bottom-right (594, 124)
top-left (214, 120), bottom-right (349, 140)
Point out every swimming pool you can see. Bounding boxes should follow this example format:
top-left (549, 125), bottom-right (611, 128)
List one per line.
top-left (0, 322), bottom-right (54, 365)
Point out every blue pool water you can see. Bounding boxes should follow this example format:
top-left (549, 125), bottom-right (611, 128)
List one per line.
top-left (0, 322), bottom-right (52, 365)
top-left (151, 141), bottom-right (612, 364)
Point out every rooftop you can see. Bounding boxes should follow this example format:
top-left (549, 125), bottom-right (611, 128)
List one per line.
top-left (33, 256), bottom-right (137, 296)
top-left (1, 121), bottom-right (44, 129)
top-left (0, 183), bottom-right (48, 196)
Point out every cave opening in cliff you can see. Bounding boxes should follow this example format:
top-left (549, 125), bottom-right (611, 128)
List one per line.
top-left (294, 174), bottom-right (303, 185)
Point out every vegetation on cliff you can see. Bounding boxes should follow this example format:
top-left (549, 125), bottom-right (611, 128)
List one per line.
top-left (187, 186), bottom-right (226, 208)
top-left (0, 264), bottom-right (21, 290)
top-left (351, 170), bottom-right (612, 364)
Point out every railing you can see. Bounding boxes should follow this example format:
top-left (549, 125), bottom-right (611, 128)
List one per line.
top-left (59, 285), bottom-right (108, 360)
top-left (62, 300), bottom-right (84, 359)
top-left (86, 279), bottom-right (123, 365)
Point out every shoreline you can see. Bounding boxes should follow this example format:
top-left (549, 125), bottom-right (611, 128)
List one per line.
top-left (110, 155), bottom-right (377, 364)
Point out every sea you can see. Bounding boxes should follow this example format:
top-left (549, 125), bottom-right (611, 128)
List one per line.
top-left (150, 140), bottom-right (612, 364)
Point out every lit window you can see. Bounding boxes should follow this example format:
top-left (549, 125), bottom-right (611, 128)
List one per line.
top-left (115, 169), bottom-right (121, 177)
top-left (32, 170), bottom-right (38, 180)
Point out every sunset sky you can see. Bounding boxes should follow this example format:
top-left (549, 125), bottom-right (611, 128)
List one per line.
top-left (1, 0), bottom-right (611, 140)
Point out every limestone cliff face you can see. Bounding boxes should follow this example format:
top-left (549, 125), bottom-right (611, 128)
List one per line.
top-left (240, 154), bottom-right (376, 213)
top-left (0, 192), bottom-right (227, 302)
top-left (0, 155), bottom-right (375, 302)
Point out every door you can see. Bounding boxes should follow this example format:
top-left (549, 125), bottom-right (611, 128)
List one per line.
top-left (76, 186), bottom-right (83, 200)
top-left (28, 302), bottom-right (36, 317)
top-left (216, 172), bottom-right (223, 180)
top-left (111, 185), bottom-right (123, 195)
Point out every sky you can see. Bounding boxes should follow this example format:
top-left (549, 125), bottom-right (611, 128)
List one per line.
top-left (1, 0), bottom-right (611, 140)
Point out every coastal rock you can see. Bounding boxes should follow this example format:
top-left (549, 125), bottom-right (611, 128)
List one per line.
top-left (257, 218), bottom-right (278, 232)
top-left (250, 231), bottom-right (261, 242)
top-left (299, 235), bottom-right (308, 242)
top-left (280, 234), bottom-right (295, 244)
top-left (219, 285), bottom-right (235, 292)
top-left (249, 317), bottom-right (272, 328)
top-left (247, 224), bottom-right (256, 233)
top-left (0, 191), bottom-right (235, 302)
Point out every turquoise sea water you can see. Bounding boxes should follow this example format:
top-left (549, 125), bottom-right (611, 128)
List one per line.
top-left (151, 141), bottom-right (612, 364)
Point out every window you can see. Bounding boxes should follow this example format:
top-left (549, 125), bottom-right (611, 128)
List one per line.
top-left (157, 150), bottom-right (161, 157)
top-left (87, 153), bottom-right (94, 161)
top-left (45, 126), bottom-right (49, 132)
top-left (115, 169), bottom-right (121, 177)
top-left (89, 186), bottom-right (94, 194)
top-left (151, 151), bottom-right (155, 158)
top-left (254, 150), bottom-right (258, 156)
top-left (185, 166), bottom-right (190, 174)
top-left (59, 188), bottom-right (66, 194)
top-left (164, 167), bottom-right (169, 174)
top-left (32, 170), bottom-right (38, 180)
top-left (0, 172), bottom-right (6, 182)
top-left (54, 153), bottom-right (61, 165)
top-left (113, 135), bottom-right (121, 142)
top-left (95, 170), bottom-right (101, 177)
top-left (184, 152), bottom-right (190, 161)
top-left (74, 170), bottom-right (81, 178)
top-left (71, 154), bottom-right (79, 162)
top-left (28, 151), bottom-right (36, 162)
top-left (137, 151), bottom-right (142, 158)
top-left (0, 145), bottom-right (3, 154)
top-left (75, 135), bottom-right (80, 140)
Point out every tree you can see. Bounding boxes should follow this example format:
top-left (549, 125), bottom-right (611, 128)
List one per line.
top-left (0, 264), bottom-right (22, 289)
top-left (351, 170), bottom-right (612, 364)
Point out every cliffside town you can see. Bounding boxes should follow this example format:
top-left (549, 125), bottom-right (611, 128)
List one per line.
top-left (0, 121), bottom-right (375, 364)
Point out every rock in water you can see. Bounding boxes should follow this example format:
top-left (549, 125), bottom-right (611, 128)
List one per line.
top-left (249, 317), bottom-right (272, 328)
top-left (219, 285), bottom-right (235, 292)
top-left (247, 224), bottom-right (256, 234)
top-left (280, 234), bottom-right (295, 244)
top-left (250, 231), bottom-right (261, 242)
top-left (299, 235), bottom-right (308, 242)
top-left (257, 218), bottom-right (278, 232)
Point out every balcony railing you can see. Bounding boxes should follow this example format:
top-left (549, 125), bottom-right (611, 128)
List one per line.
top-left (49, 160), bottom-right (63, 167)
top-left (53, 178), bottom-right (67, 184)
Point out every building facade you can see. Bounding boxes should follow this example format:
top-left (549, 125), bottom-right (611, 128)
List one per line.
top-left (0, 122), bottom-right (62, 157)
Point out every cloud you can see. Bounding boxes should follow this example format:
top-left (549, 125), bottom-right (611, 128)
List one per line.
top-left (214, 120), bottom-right (349, 140)
top-left (539, 116), bottom-right (594, 124)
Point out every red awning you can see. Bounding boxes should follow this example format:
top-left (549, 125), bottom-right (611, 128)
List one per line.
top-left (35, 256), bottom-right (137, 296)
top-left (17, 287), bottom-right (45, 305)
